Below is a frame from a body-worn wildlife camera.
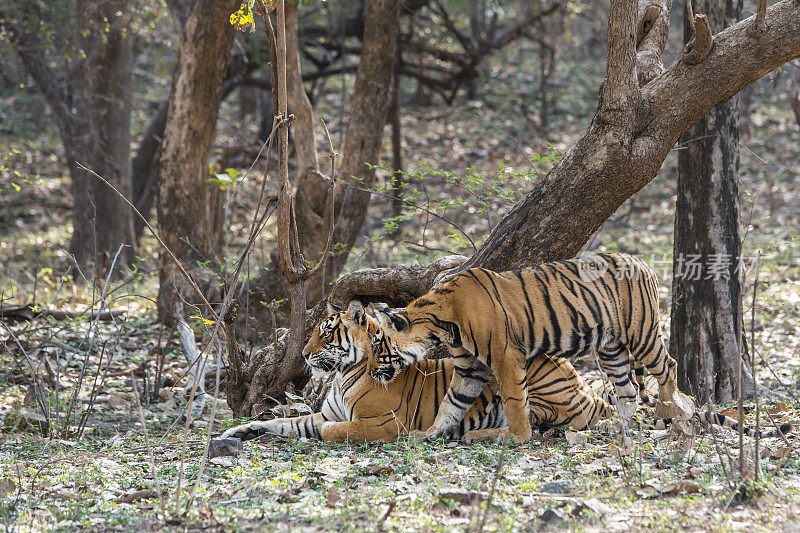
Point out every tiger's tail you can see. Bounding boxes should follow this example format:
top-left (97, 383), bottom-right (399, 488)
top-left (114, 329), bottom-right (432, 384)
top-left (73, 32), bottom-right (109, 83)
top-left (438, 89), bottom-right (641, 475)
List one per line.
top-left (650, 411), bottom-right (792, 439)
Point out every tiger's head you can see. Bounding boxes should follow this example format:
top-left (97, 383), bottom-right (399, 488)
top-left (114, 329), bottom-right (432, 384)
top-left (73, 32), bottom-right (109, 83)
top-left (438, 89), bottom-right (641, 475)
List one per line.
top-left (371, 306), bottom-right (436, 384)
top-left (302, 300), bottom-right (377, 378)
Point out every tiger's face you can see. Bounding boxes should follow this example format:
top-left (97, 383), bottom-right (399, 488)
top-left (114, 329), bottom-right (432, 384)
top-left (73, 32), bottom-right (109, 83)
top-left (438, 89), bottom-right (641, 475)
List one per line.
top-left (371, 308), bottom-right (433, 384)
top-left (302, 301), bottom-right (374, 378)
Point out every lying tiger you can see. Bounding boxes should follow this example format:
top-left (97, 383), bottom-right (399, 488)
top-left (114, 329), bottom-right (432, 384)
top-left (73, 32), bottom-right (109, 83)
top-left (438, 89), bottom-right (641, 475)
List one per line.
top-left (372, 253), bottom-right (696, 443)
top-left (219, 301), bottom-right (613, 443)
top-left (219, 301), bottom-right (789, 443)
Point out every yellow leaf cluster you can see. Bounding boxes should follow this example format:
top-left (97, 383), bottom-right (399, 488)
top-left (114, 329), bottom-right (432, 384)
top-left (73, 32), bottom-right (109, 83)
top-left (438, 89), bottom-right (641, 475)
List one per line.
top-left (229, 3), bottom-right (256, 33)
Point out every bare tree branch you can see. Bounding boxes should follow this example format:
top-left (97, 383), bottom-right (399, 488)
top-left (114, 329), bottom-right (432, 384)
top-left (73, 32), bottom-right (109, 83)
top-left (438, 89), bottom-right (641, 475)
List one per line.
top-left (635, 0), bottom-right (673, 86)
top-left (751, 0), bottom-right (768, 35)
top-left (683, 14), bottom-right (713, 65)
top-left (601, 0), bottom-right (641, 113)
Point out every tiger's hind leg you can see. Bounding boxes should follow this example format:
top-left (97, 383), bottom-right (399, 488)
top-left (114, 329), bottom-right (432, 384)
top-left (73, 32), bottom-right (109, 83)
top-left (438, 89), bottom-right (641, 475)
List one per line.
top-left (491, 348), bottom-right (532, 443)
top-left (630, 336), bottom-right (693, 421)
top-left (595, 342), bottom-right (638, 427)
top-left (632, 361), bottom-right (657, 407)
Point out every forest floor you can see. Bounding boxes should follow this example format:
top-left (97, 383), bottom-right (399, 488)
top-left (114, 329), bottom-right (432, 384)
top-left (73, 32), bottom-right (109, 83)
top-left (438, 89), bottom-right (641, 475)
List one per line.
top-left (2, 38), bottom-right (800, 531)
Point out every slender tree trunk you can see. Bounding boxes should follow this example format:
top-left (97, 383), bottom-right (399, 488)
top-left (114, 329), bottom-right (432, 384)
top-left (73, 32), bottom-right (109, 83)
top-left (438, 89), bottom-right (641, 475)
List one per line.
top-left (314, 0), bottom-right (400, 296)
top-left (131, 103), bottom-right (169, 241)
top-left (244, 0), bottom-right (401, 317)
top-left (156, 0), bottom-right (240, 320)
top-left (59, 1), bottom-right (136, 274)
top-left (791, 62), bottom-right (800, 129)
top-left (389, 50), bottom-right (405, 231)
top-left (285, 1), bottom-right (334, 293)
top-left (670, 0), bottom-right (747, 404)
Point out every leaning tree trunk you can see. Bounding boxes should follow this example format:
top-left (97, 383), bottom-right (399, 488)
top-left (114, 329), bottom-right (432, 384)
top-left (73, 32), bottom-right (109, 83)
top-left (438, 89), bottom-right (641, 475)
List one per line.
top-left (156, 0), bottom-right (240, 322)
top-left (670, 0), bottom-right (746, 404)
top-left (446, 1), bottom-right (800, 277)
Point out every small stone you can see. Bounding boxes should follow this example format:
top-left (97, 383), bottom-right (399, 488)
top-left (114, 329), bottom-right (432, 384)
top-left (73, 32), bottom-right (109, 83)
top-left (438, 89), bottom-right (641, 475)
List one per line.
top-left (208, 437), bottom-right (242, 458)
top-left (438, 489), bottom-right (483, 505)
top-left (209, 456), bottom-right (235, 467)
top-left (538, 508), bottom-right (566, 523)
top-left (572, 498), bottom-right (612, 517)
top-left (542, 481), bottom-right (571, 494)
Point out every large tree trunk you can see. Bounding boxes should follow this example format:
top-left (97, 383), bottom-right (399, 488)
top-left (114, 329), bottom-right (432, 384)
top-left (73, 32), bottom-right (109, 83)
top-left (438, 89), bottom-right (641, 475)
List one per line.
top-left (670, 0), bottom-right (746, 404)
top-left (319, 0), bottom-right (400, 293)
top-left (156, 0), bottom-right (240, 320)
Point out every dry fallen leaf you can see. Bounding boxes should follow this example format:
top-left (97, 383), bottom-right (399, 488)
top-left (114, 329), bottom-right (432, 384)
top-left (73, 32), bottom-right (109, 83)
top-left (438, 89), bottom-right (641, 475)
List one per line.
top-left (614, 434), bottom-right (635, 457)
top-left (326, 486), bottom-right (341, 507)
top-left (363, 465), bottom-right (395, 477)
top-left (772, 446), bottom-right (792, 460)
top-left (660, 480), bottom-right (701, 495)
top-left (565, 431), bottom-right (588, 445)
top-left (767, 403), bottom-right (787, 416)
top-left (116, 489), bottom-right (159, 504)
top-left (0, 478), bottom-right (15, 497)
top-left (636, 484), bottom-right (660, 498)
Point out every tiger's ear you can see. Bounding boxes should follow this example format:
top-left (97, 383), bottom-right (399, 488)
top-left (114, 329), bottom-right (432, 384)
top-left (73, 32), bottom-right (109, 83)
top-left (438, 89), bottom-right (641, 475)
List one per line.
top-left (326, 301), bottom-right (343, 315)
top-left (377, 307), bottom-right (408, 332)
top-left (346, 300), bottom-right (366, 326)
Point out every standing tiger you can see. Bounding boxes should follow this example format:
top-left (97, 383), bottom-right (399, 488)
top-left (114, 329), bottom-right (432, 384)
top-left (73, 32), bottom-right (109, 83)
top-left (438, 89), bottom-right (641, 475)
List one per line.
top-left (373, 252), bottom-right (695, 443)
top-left (218, 301), bottom-right (615, 443)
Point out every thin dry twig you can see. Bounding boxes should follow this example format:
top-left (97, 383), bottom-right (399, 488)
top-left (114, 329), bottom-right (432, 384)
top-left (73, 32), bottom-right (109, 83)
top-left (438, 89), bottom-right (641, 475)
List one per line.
top-left (76, 163), bottom-right (221, 327)
top-left (751, 251), bottom-right (761, 481)
top-left (184, 341), bottom-right (224, 515)
top-left (307, 117), bottom-right (338, 278)
top-left (738, 299), bottom-right (746, 477)
top-left (701, 343), bottom-right (734, 489)
top-left (475, 438), bottom-right (508, 533)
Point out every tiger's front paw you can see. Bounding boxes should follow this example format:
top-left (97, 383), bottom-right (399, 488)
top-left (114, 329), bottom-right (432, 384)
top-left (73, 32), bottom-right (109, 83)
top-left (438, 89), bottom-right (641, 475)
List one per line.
top-left (462, 428), bottom-right (527, 445)
top-left (409, 429), bottom-right (434, 441)
top-left (410, 426), bottom-right (454, 442)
